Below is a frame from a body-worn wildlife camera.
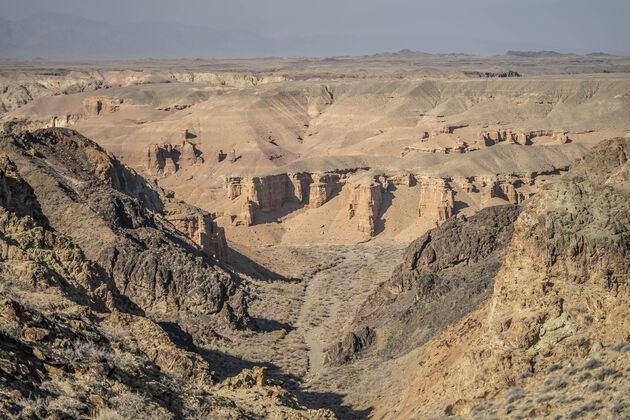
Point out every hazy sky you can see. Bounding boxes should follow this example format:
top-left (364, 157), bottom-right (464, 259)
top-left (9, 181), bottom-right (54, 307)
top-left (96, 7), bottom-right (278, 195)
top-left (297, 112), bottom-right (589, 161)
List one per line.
top-left (1, 0), bottom-right (629, 56)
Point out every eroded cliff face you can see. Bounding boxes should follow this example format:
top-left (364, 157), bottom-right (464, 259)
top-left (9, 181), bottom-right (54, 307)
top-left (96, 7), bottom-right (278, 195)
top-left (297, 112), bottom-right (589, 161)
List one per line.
top-left (324, 204), bottom-right (521, 366)
top-left (224, 167), bottom-right (557, 237)
top-left (347, 183), bottom-right (382, 235)
top-left (376, 138), bottom-right (630, 419)
top-left (1, 96), bottom-right (122, 134)
top-left (0, 153), bottom-right (334, 420)
top-left (1, 128), bottom-right (247, 341)
top-left (417, 177), bottom-right (455, 224)
top-left (164, 206), bottom-right (228, 263)
top-left (146, 139), bottom-right (204, 176)
top-left (82, 96), bottom-right (122, 117)
top-left (477, 129), bottom-right (569, 147)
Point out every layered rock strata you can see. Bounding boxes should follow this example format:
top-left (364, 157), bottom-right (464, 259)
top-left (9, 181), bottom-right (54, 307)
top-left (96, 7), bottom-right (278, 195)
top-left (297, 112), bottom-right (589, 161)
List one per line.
top-left (417, 177), bottom-right (455, 224)
top-left (146, 140), bottom-right (204, 176)
top-left (82, 96), bottom-right (122, 117)
top-left (0, 152), bottom-right (334, 419)
top-left (477, 129), bottom-right (569, 147)
top-left (347, 183), bottom-right (383, 235)
top-left (226, 168), bottom-right (558, 234)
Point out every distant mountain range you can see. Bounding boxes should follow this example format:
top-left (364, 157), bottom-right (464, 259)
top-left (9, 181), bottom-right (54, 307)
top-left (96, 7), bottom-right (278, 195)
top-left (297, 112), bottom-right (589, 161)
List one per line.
top-left (0, 13), bottom-right (621, 61)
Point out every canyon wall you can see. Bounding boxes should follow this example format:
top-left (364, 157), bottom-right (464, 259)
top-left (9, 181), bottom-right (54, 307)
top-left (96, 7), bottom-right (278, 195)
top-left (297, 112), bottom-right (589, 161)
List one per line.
top-left (224, 168), bottom-right (556, 236)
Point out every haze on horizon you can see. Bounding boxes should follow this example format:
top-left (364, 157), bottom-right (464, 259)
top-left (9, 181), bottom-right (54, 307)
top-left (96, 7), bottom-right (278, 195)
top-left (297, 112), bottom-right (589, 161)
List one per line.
top-left (1, 0), bottom-right (629, 60)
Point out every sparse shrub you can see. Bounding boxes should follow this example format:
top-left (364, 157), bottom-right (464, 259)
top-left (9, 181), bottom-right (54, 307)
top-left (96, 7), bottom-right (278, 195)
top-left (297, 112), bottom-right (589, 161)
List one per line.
top-left (583, 358), bottom-right (602, 370)
top-left (576, 372), bottom-right (592, 382)
top-left (563, 366), bottom-right (580, 376)
top-left (98, 325), bottom-right (130, 343)
top-left (59, 339), bottom-right (136, 371)
top-left (587, 382), bottom-right (608, 392)
top-left (594, 367), bottom-right (616, 381)
top-left (546, 364), bottom-right (562, 374)
top-left (506, 387), bottom-right (525, 404)
top-left (47, 394), bottom-right (86, 418)
top-left (107, 391), bottom-right (173, 420)
top-left (11, 396), bottom-right (49, 419)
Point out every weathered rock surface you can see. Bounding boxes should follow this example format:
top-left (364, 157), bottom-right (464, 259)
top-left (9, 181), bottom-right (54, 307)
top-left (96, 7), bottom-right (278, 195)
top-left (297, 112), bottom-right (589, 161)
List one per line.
top-left (323, 326), bottom-right (376, 366)
top-left (146, 140), bottom-right (204, 176)
top-left (0, 144), bottom-right (334, 420)
top-left (82, 96), bottom-right (122, 117)
top-left (325, 204), bottom-right (521, 365)
top-left (478, 129), bottom-right (569, 147)
top-left (1, 128), bottom-right (248, 341)
top-left (417, 177), bottom-right (455, 224)
top-left (376, 138), bottom-right (630, 419)
top-left (347, 183), bottom-right (382, 235)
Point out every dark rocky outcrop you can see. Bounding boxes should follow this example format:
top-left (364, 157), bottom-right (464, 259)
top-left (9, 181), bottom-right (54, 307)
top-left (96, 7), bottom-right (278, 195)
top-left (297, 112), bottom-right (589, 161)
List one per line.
top-left (1, 128), bottom-right (249, 342)
top-left (323, 326), bottom-right (375, 366)
top-left (325, 204), bottom-right (521, 365)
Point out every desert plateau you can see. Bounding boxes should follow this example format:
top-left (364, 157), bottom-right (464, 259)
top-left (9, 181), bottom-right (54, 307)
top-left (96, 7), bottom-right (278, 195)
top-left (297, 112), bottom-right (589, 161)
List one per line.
top-left (0, 2), bottom-right (629, 419)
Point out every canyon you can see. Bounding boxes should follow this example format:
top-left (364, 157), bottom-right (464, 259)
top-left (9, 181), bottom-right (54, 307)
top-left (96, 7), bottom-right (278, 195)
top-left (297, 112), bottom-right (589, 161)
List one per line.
top-left (0, 53), bottom-right (629, 419)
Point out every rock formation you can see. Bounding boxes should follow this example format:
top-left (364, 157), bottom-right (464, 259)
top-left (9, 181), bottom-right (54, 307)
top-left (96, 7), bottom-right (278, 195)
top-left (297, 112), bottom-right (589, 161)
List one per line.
top-left (477, 129), bottom-right (570, 147)
top-left (323, 326), bottom-right (376, 366)
top-left (0, 150), bottom-right (334, 419)
top-left (309, 173), bottom-right (340, 208)
top-left (2, 129), bottom-right (249, 341)
top-left (347, 182), bottom-right (382, 236)
top-left (163, 207), bottom-right (228, 262)
top-left (227, 172), bottom-right (342, 224)
top-left (146, 140), bottom-right (203, 176)
top-left (82, 96), bottom-right (122, 117)
top-left (486, 178), bottom-right (527, 204)
top-left (417, 177), bottom-right (455, 223)
top-left (325, 204), bottom-right (521, 365)
top-left (375, 138), bottom-right (630, 418)
top-left (477, 129), bottom-right (520, 146)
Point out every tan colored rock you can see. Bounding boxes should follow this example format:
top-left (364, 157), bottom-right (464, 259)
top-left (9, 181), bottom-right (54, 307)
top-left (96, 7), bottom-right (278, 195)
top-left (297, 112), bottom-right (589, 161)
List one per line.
top-left (347, 182), bottom-right (382, 236)
top-left (417, 177), bottom-right (455, 223)
top-left (489, 180), bottom-right (525, 204)
top-left (309, 174), bottom-right (340, 208)
top-left (477, 129), bottom-right (519, 146)
top-left (246, 174), bottom-right (290, 212)
top-left (288, 173), bottom-right (311, 203)
top-left (146, 140), bottom-right (203, 176)
top-left (23, 327), bottom-right (49, 342)
top-left (82, 96), bottom-right (121, 117)
top-left (376, 138), bottom-right (630, 419)
top-left (165, 212), bottom-right (228, 262)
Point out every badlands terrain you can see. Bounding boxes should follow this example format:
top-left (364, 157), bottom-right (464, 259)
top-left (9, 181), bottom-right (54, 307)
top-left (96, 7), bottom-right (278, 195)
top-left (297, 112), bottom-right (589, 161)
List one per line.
top-left (0, 51), bottom-right (629, 419)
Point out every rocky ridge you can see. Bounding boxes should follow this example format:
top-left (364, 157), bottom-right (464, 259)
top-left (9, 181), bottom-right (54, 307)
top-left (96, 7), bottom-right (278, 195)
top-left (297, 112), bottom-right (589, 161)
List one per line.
top-left (324, 204), bottom-right (521, 366)
top-left (373, 138), bottom-right (630, 419)
top-left (0, 151), bottom-right (334, 419)
top-left (0, 128), bottom-right (243, 342)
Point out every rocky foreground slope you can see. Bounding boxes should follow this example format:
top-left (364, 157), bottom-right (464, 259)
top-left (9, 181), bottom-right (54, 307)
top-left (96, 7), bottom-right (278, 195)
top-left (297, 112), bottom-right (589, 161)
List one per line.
top-left (0, 132), bottom-right (334, 419)
top-left (370, 137), bottom-right (630, 419)
top-left (325, 204), bottom-right (522, 366)
top-left (0, 128), bottom-right (249, 342)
